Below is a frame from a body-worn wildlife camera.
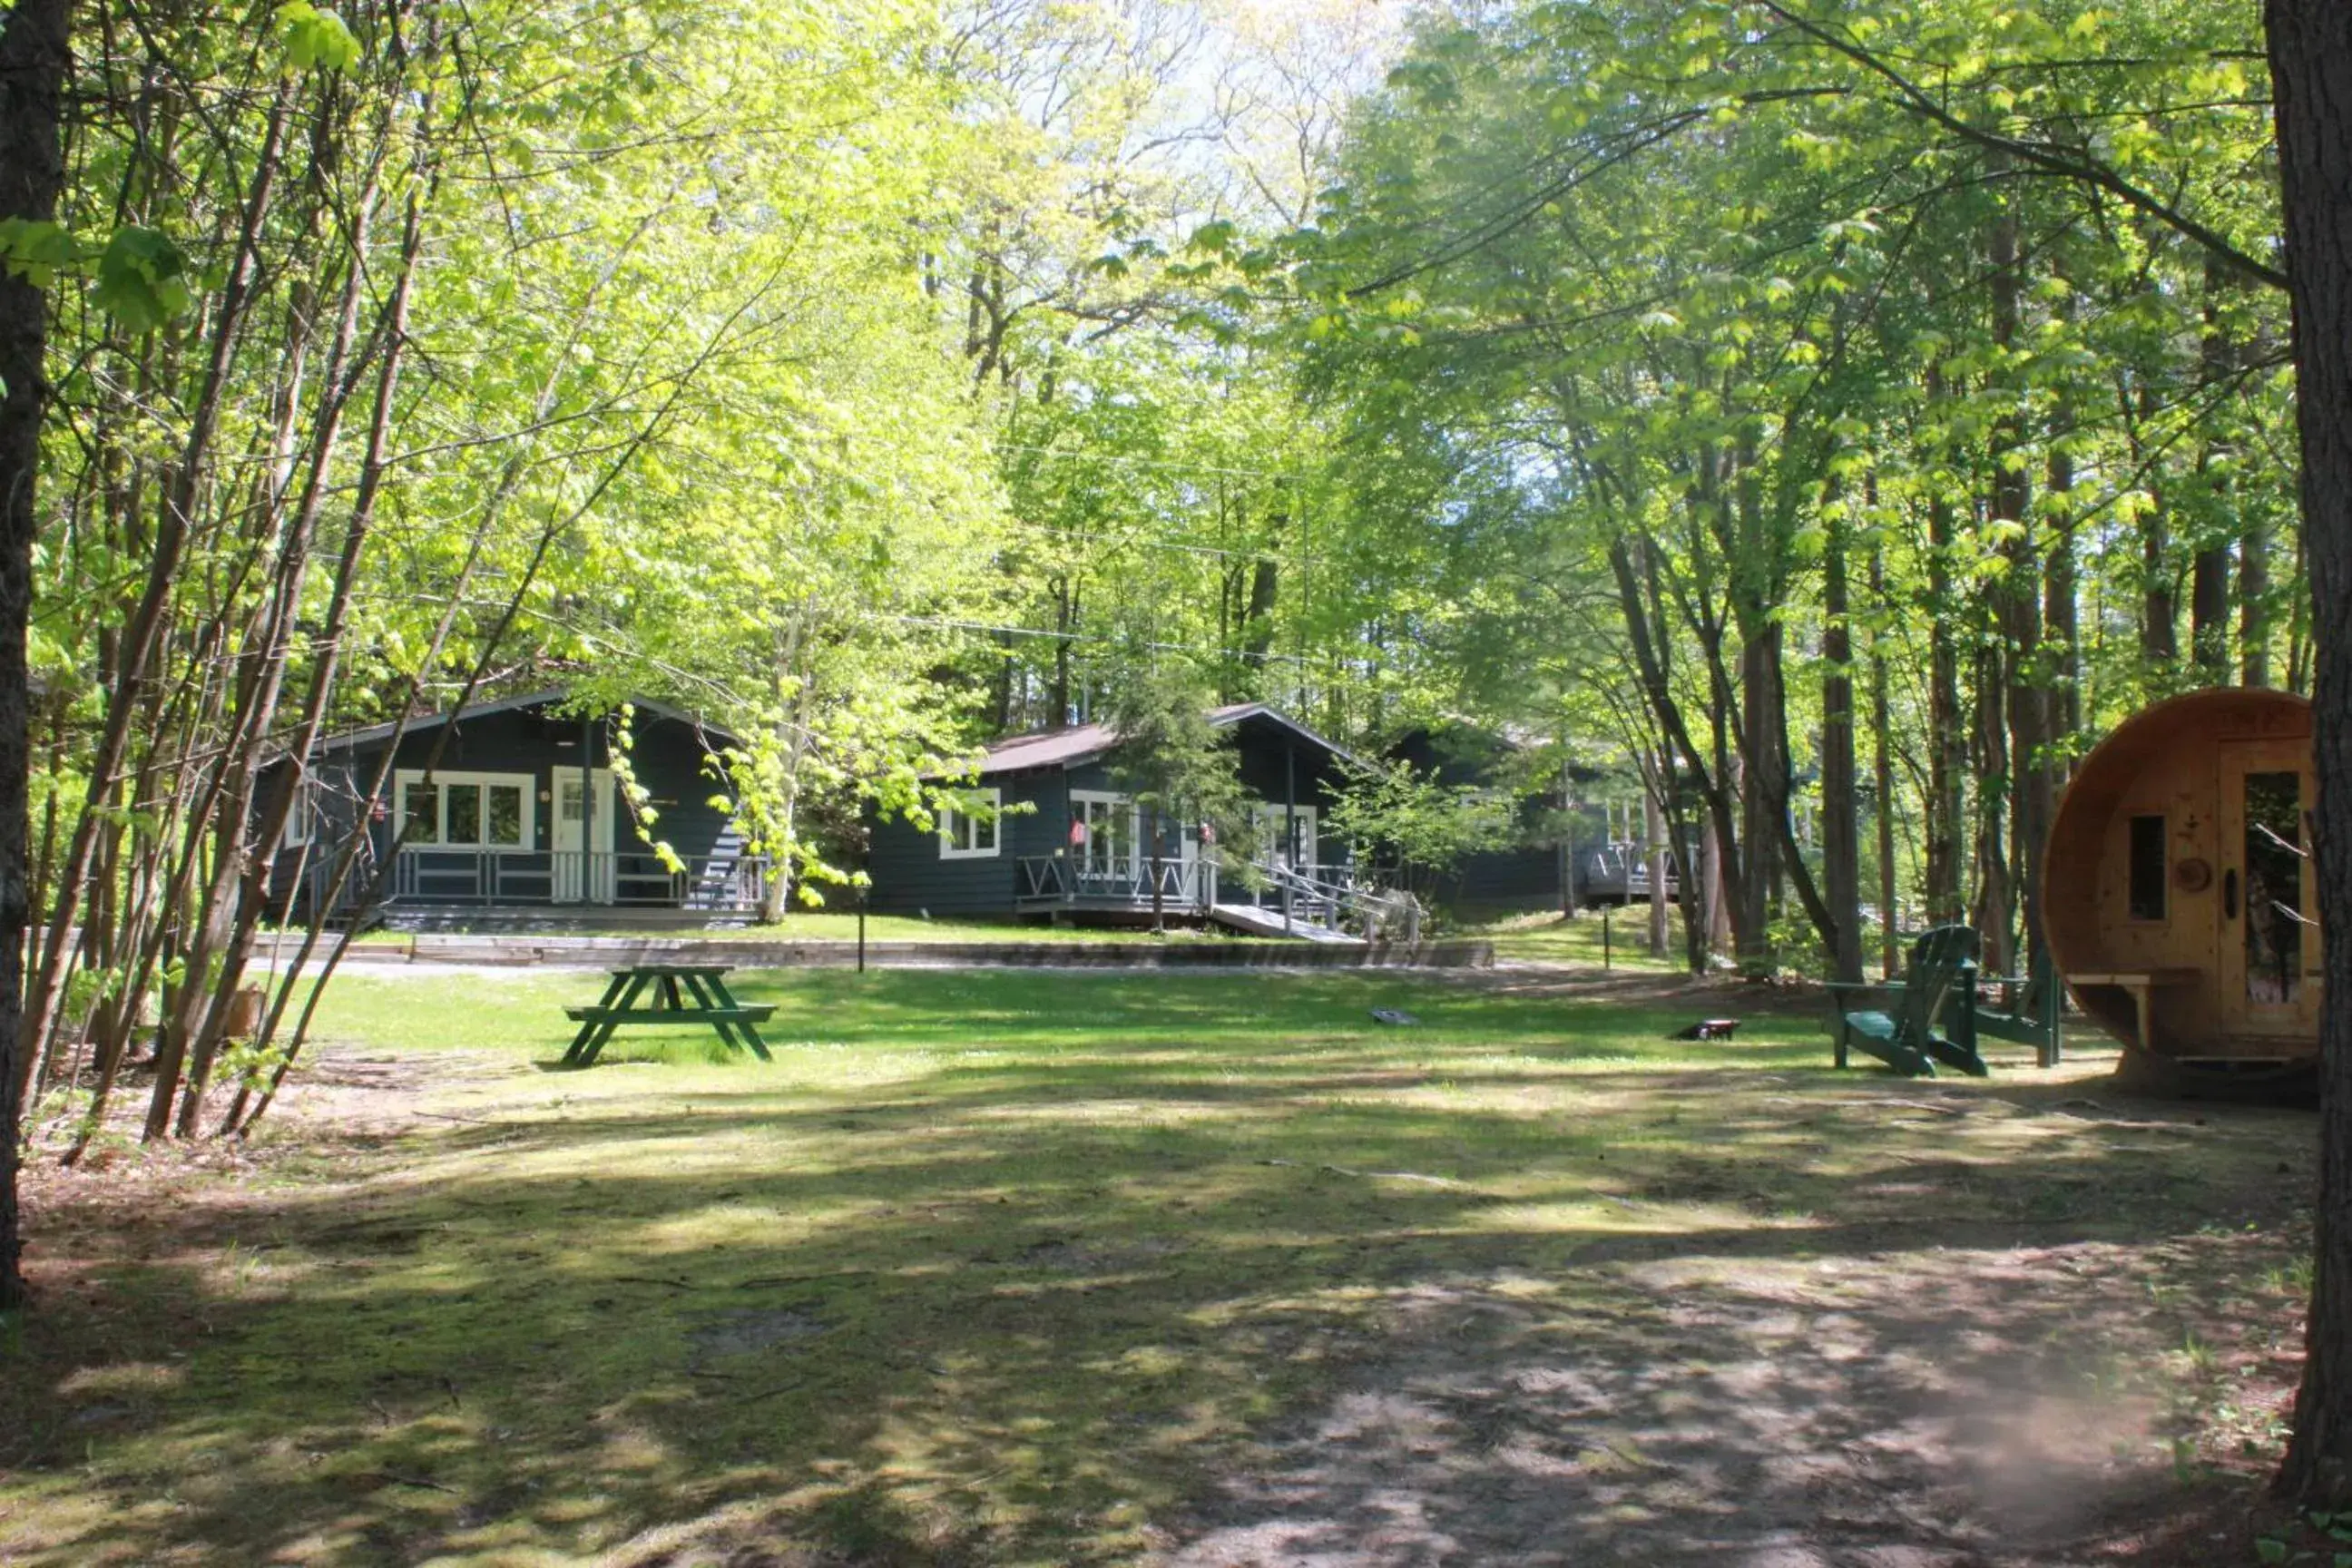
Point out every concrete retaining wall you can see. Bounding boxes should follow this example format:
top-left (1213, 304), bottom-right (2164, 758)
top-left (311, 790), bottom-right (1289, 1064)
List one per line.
top-left (253, 934), bottom-right (1494, 971)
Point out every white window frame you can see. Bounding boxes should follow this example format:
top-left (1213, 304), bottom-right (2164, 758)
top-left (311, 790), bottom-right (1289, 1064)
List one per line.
top-left (1070, 789), bottom-right (1139, 877)
top-left (280, 769), bottom-right (318, 851)
top-left (393, 769), bottom-right (536, 850)
top-left (939, 787), bottom-right (1003, 859)
top-left (1252, 803), bottom-right (1318, 871)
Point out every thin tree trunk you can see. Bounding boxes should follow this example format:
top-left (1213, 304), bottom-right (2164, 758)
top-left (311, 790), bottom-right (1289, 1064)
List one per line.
top-left (1990, 188), bottom-right (2049, 983)
top-left (1820, 512), bottom-right (1863, 982)
top-left (1926, 492), bottom-right (1965, 926)
top-left (18, 83), bottom-right (296, 1095)
top-left (1871, 546), bottom-right (1899, 977)
top-left (2193, 254), bottom-right (2239, 682)
top-left (2244, 520), bottom-right (2274, 686)
top-left (2266, 0), bottom-right (2352, 1506)
top-left (1973, 640), bottom-right (2014, 975)
top-left (1643, 777), bottom-right (1668, 957)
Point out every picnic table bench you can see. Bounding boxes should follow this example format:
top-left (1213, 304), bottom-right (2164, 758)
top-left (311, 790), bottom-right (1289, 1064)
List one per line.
top-left (560, 964), bottom-right (775, 1067)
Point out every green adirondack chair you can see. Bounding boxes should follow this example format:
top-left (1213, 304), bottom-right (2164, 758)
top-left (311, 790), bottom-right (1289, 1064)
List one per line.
top-left (1828, 924), bottom-right (1989, 1078)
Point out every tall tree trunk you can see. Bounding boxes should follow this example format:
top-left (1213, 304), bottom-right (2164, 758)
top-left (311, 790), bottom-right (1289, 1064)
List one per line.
top-left (2193, 254), bottom-right (2239, 682)
top-left (1820, 514), bottom-right (1863, 982)
top-left (1973, 639), bottom-right (2014, 975)
top-left (1990, 191), bottom-right (2050, 982)
top-left (1051, 576), bottom-right (1073, 724)
top-left (0, 0), bottom-right (67, 1309)
top-left (1870, 545), bottom-right (1900, 977)
top-left (2267, 0), bottom-right (2352, 1506)
top-left (1643, 774), bottom-right (1668, 957)
top-left (2045, 439), bottom-right (2082, 747)
top-left (2244, 516), bottom-right (2275, 686)
top-left (1926, 492), bottom-right (1965, 926)
top-left (2143, 431), bottom-right (2181, 668)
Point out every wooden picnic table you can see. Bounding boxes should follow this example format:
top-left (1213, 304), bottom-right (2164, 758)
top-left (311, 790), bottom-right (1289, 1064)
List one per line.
top-left (560, 964), bottom-right (775, 1067)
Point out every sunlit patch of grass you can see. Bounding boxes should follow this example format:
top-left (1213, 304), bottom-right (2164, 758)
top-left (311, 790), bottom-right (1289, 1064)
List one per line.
top-left (1460, 906), bottom-right (1688, 968)
top-left (0, 967), bottom-right (2318, 1564)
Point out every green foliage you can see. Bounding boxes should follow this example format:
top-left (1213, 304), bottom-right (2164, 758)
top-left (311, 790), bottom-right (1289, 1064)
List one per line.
top-left (1326, 757), bottom-right (1514, 875)
top-left (274, 2), bottom-right (362, 74)
top-left (1099, 643), bottom-right (1252, 867)
top-left (90, 225), bottom-right (191, 332)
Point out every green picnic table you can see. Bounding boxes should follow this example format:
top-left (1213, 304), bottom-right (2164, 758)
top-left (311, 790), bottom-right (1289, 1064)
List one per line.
top-left (561, 964), bottom-right (775, 1067)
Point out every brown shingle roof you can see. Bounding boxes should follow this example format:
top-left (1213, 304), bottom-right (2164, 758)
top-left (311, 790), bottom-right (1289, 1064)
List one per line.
top-left (965, 701), bottom-right (1352, 778)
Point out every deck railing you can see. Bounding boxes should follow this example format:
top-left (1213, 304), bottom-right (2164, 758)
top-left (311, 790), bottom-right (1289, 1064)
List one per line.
top-left (1014, 851), bottom-right (1415, 942)
top-left (1017, 855), bottom-right (1214, 909)
top-left (354, 848), bottom-right (769, 911)
top-left (1580, 841), bottom-right (1681, 904)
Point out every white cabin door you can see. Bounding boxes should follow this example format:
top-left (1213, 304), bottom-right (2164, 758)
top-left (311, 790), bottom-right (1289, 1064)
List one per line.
top-left (1069, 791), bottom-right (1137, 887)
top-left (552, 767), bottom-right (616, 903)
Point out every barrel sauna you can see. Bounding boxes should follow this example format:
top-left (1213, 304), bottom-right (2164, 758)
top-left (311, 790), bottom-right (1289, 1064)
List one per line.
top-left (2043, 688), bottom-right (2320, 1090)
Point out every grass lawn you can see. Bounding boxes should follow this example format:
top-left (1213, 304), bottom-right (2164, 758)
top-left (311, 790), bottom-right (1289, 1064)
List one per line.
top-left (2, 967), bottom-right (2316, 1566)
top-left (1462, 906), bottom-right (1687, 967)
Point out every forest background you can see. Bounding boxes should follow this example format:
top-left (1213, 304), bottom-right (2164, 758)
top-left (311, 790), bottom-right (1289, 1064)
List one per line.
top-left (5, 0), bottom-right (2352, 1504)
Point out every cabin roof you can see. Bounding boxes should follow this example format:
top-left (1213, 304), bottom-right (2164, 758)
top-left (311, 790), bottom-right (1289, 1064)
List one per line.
top-left (303, 687), bottom-right (738, 754)
top-left (968, 701), bottom-right (1356, 778)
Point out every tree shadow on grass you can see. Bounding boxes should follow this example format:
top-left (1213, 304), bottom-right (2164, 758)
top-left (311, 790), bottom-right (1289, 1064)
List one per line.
top-left (0, 1016), bottom-right (2312, 1566)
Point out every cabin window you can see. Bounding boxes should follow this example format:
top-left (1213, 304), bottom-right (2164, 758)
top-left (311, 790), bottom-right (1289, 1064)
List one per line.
top-left (2127, 814), bottom-right (2167, 921)
top-left (280, 771), bottom-right (318, 851)
top-left (395, 770), bottom-right (534, 849)
top-left (939, 788), bottom-right (1002, 859)
top-left (2244, 770), bottom-right (2306, 1005)
top-left (1251, 803), bottom-right (1318, 871)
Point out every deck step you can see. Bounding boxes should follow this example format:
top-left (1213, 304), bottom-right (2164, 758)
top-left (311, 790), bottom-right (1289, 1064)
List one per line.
top-left (1207, 903), bottom-right (1365, 944)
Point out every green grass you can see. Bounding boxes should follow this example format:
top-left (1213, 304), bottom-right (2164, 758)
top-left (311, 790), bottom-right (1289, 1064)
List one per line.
top-left (1, 968), bottom-right (2314, 1566)
top-left (1462, 906), bottom-right (1688, 968)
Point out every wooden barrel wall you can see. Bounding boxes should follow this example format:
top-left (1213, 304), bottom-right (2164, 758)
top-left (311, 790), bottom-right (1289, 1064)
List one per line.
top-left (2043, 688), bottom-right (2318, 1069)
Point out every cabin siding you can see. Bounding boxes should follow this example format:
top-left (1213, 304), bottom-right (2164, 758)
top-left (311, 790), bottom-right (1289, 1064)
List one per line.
top-left (860, 710), bottom-right (1351, 918)
top-left (262, 699), bottom-right (740, 914)
top-left (1446, 845), bottom-right (1566, 911)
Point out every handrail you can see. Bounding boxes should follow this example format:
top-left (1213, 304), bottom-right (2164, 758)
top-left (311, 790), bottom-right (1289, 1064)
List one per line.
top-left (1252, 857), bottom-right (1418, 942)
top-left (1016, 855), bottom-right (1211, 908)
top-left (340, 848), bottom-right (769, 912)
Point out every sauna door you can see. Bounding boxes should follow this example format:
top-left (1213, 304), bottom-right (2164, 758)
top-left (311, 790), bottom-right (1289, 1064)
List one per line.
top-left (2218, 739), bottom-right (2321, 1038)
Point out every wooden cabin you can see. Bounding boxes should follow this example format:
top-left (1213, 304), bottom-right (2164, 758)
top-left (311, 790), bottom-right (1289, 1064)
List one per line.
top-left (263, 689), bottom-right (760, 926)
top-left (862, 702), bottom-right (1360, 935)
top-left (2043, 688), bottom-right (2320, 1084)
top-left (1382, 723), bottom-right (1680, 913)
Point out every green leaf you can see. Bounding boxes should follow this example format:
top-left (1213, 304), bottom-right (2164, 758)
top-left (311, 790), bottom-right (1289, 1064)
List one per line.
top-left (2255, 1536), bottom-right (2288, 1565)
top-left (276, 1), bottom-right (362, 74)
top-left (0, 217), bottom-right (78, 289)
top-left (91, 226), bottom-right (192, 333)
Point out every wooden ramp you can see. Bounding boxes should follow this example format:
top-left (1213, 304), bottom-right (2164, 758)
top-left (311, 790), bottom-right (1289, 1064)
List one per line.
top-left (1208, 903), bottom-right (1365, 944)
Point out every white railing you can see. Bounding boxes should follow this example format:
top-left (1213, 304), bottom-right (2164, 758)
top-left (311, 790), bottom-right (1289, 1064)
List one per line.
top-left (373, 849), bottom-right (769, 910)
top-left (1017, 855), bottom-right (1214, 909)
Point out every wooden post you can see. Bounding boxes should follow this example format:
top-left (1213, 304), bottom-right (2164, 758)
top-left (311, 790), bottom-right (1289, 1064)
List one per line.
top-left (1603, 906), bottom-right (1612, 971)
top-left (580, 710), bottom-right (594, 906)
top-left (1644, 769), bottom-right (1669, 956)
top-left (1283, 742), bottom-right (1296, 936)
